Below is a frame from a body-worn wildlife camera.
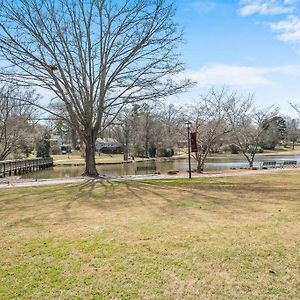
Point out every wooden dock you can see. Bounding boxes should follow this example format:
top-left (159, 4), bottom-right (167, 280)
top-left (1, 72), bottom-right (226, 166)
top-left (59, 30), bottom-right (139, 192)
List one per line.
top-left (0, 157), bottom-right (53, 177)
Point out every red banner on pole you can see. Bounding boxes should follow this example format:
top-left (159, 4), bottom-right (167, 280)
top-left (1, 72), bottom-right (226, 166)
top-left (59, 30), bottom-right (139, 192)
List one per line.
top-left (190, 132), bottom-right (197, 152)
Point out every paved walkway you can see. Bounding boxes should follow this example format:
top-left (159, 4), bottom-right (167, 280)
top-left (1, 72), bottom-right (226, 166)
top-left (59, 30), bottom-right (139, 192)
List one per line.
top-left (0, 167), bottom-right (296, 189)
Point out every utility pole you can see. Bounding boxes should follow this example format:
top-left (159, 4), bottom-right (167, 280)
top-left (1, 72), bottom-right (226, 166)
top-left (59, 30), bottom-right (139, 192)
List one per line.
top-left (185, 121), bottom-right (192, 179)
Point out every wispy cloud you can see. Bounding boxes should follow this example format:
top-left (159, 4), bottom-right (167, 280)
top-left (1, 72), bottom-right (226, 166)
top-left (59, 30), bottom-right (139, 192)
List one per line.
top-left (239, 1), bottom-right (300, 51)
top-left (182, 64), bottom-right (300, 87)
top-left (270, 15), bottom-right (300, 44)
top-left (239, 0), bottom-right (298, 16)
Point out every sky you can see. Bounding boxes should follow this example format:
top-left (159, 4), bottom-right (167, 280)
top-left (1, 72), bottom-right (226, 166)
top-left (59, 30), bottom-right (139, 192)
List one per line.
top-left (169, 0), bottom-right (300, 117)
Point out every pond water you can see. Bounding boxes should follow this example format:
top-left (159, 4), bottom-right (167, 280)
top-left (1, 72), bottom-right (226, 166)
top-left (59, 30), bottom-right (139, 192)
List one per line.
top-left (21, 153), bottom-right (300, 179)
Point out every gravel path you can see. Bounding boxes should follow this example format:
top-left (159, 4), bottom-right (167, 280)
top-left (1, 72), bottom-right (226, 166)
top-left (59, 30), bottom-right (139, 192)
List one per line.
top-left (0, 167), bottom-right (296, 189)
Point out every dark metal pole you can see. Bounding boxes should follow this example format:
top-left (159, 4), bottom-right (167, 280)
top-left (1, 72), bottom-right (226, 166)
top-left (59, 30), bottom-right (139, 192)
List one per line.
top-left (187, 124), bottom-right (192, 179)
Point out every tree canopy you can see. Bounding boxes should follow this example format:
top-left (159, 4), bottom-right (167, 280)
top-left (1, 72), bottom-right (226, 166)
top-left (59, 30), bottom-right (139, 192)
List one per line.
top-left (0, 0), bottom-right (191, 175)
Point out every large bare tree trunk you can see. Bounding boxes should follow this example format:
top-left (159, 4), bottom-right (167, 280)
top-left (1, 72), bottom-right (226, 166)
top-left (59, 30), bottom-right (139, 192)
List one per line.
top-left (71, 128), bottom-right (78, 149)
top-left (83, 140), bottom-right (98, 177)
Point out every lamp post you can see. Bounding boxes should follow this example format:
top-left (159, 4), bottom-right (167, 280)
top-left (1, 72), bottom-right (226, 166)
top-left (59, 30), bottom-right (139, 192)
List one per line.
top-left (185, 121), bottom-right (192, 179)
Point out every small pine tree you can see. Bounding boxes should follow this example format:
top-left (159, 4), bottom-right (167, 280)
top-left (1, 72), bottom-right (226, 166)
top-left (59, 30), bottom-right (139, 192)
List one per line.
top-left (36, 131), bottom-right (51, 157)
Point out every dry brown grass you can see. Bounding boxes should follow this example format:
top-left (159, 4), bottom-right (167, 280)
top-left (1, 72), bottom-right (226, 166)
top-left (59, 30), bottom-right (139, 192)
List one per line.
top-left (0, 171), bottom-right (300, 299)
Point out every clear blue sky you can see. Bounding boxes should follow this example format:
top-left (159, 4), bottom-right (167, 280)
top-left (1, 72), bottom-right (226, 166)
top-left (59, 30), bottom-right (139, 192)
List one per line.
top-left (169, 0), bottom-right (300, 117)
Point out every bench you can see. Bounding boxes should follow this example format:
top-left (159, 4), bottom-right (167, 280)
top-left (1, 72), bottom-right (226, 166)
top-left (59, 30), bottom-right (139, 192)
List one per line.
top-left (261, 161), bottom-right (277, 168)
top-left (281, 160), bottom-right (297, 168)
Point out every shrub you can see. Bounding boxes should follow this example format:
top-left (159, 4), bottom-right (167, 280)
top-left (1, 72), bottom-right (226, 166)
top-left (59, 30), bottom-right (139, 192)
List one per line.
top-left (149, 143), bottom-right (156, 157)
top-left (133, 145), bottom-right (145, 157)
top-left (230, 144), bottom-right (239, 154)
top-left (157, 147), bottom-right (174, 157)
top-left (51, 145), bottom-right (61, 155)
top-left (257, 147), bottom-right (264, 153)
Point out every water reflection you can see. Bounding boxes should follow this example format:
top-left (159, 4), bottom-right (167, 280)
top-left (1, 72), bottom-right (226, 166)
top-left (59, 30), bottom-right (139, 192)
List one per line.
top-left (21, 154), bottom-right (300, 179)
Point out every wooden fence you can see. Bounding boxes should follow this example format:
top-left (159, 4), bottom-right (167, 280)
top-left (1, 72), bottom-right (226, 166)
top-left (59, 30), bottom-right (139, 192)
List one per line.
top-left (0, 157), bottom-right (53, 177)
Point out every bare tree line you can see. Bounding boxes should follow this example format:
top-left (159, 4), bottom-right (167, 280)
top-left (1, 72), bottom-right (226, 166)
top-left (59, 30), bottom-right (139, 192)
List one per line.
top-left (105, 88), bottom-right (299, 172)
top-left (0, 82), bottom-right (299, 171)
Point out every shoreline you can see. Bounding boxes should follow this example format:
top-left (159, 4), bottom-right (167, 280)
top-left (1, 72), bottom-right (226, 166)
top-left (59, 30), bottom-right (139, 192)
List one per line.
top-left (53, 155), bottom-right (186, 167)
top-left (1, 166), bottom-right (298, 189)
top-left (52, 149), bottom-right (300, 167)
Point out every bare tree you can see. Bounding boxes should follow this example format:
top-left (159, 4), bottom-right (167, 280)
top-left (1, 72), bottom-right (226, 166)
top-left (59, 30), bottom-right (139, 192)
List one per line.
top-left (285, 117), bottom-right (300, 150)
top-left (188, 88), bottom-right (232, 172)
top-left (109, 107), bottom-right (133, 161)
top-left (225, 94), bottom-right (278, 167)
top-left (110, 102), bottom-right (184, 159)
top-left (0, 0), bottom-right (191, 176)
top-left (0, 84), bottom-right (38, 160)
top-left (290, 102), bottom-right (300, 116)
top-left (157, 103), bottom-right (185, 149)
top-left (123, 103), bottom-right (156, 158)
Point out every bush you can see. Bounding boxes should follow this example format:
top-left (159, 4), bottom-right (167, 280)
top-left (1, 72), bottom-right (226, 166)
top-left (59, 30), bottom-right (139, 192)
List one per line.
top-left (12, 151), bottom-right (25, 159)
top-left (157, 147), bottom-right (174, 157)
top-left (149, 144), bottom-right (156, 157)
top-left (133, 145), bottom-right (145, 157)
top-left (19, 142), bottom-right (34, 157)
top-left (221, 144), bottom-right (240, 154)
top-left (230, 144), bottom-right (239, 154)
top-left (257, 147), bottom-right (264, 153)
top-left (51, 145), bottom-right (61, 155)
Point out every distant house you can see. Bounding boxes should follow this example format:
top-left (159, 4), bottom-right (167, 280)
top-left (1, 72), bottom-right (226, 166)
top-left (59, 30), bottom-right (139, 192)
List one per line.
top-left (49, 135), bottom-right (64, 146)
top-left (95, 138), bottom-right (123, 154)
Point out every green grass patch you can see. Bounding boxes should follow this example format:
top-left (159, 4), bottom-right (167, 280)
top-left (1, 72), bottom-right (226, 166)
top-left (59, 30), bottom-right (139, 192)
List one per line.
top-left (0, 171), bottom-right (300, 299)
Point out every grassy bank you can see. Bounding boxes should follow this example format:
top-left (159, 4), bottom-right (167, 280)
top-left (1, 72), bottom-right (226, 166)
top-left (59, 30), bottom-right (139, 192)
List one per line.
top-left (0, 172), bottom-right (299, 299)
top-left (51, 152), bottom-right (127, 165)
top-left (45, 144), bottom-right (300, 166)
top-left (50, 152), bottom-right (185, 166)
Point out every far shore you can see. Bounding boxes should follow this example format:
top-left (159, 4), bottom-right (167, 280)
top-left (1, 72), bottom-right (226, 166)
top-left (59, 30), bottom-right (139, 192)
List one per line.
top-left (51, 146), bottom-right (300, 167)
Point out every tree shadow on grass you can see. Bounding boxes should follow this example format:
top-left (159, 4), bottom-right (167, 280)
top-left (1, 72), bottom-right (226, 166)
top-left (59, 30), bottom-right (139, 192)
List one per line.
top-left (131, 180), bottom-right (298, 216)
top-left (3, 178), bottom-right (299, 228)
top-left (71, 178), bottom-right (289, 216)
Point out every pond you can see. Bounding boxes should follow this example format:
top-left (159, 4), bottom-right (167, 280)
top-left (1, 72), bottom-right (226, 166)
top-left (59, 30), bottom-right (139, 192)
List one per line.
top-left (21, 153), bottom-right (300, 179)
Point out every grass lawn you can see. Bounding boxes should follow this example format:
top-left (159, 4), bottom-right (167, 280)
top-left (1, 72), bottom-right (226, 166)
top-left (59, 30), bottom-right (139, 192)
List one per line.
top-left (0, 172), bottom-right (299, 299)
top-left (51, 152), bottom-right (126, 165)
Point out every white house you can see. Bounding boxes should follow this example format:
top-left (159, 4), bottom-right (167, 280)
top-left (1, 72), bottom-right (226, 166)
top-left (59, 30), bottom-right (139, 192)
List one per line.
top-left (49, 135), bottom-right (64, 146)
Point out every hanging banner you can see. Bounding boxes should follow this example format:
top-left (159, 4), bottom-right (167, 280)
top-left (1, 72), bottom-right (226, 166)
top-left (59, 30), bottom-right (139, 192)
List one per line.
top-left (190, 132), bottom-right (198, 152)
